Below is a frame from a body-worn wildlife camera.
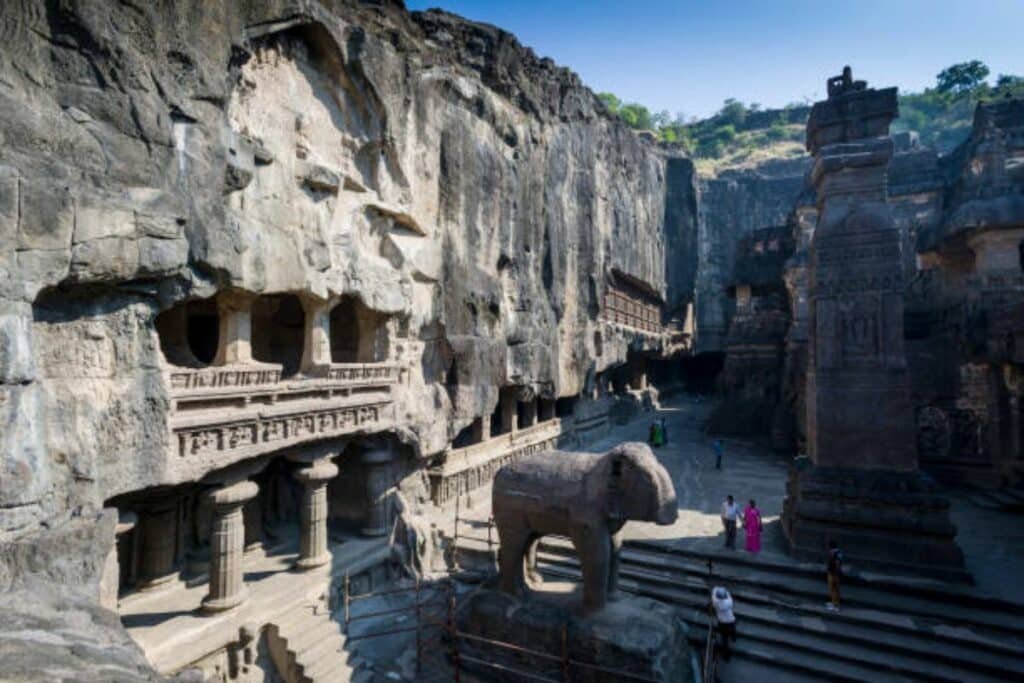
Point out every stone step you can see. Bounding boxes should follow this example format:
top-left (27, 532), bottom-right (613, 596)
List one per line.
top-left (541, 545), bottom-right (1024, 656)
top-left (291, 619), bottom-right (346, 660)
top-left (295, 626), bottom-right (346, 665)
top-left (300, 640), bottom-right (353, 682)
top-left (559, 537), bottom-right (1023, 636)
top-left (715, 640), bottom-right (904, 683)
top-left (540, 561), bottom-right (1010, 683)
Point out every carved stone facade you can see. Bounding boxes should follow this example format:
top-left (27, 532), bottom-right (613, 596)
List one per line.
top-left (781, 69), bottom-right (964, 576)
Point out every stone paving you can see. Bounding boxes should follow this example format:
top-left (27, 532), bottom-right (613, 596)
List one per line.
top-left (458, 393), bottom-right (1024, 601)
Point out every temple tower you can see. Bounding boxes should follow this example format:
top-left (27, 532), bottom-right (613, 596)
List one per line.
top-left (782, 68), bottom-right (965, 576)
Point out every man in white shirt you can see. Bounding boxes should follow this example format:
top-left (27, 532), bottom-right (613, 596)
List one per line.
top-left (710, 586), bottom-right (737, 660)
top-left (721, 495), bottom-right (739, 549)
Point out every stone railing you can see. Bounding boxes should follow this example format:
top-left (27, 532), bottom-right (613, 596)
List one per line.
top-left (166, 362), bottom-right (401, 469)
top-left (168, 362), bottom-right (400, 408)
top-left (167, 364), bottom-right (283, 393)
top-left (427, 413), bottom-right (610, 506)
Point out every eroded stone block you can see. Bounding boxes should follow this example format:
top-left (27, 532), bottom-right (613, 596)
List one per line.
top-left (18, 181), bottom-right (74, 251)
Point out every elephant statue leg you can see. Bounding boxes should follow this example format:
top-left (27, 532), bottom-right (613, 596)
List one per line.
top-left (525, 537), bottom-right (543, 587)
top-left (608, 529), bottom-right (624, 600)
top-left (497, 521), bottom-right (534, 598)
top-left (572, 525), bottom-right (610, 613)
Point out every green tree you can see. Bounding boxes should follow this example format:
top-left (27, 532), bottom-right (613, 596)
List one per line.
top-left (619, 103), bottom-right (653, 130)
top-left (936, 60), bottom-right (990, 95)
top-left (996, 74), bottom-right (1023, 88)
top-left (717, 98), bottom-right (748, 127)
top-left (597, 92), bottom-right (621, 114)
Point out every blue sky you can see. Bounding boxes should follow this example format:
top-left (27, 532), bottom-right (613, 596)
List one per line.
top-left (405, 0), bottom-right (1023, 119)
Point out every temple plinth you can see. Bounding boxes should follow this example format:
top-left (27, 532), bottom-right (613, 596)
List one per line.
top-left (782, 67), bottom-right (966, 578)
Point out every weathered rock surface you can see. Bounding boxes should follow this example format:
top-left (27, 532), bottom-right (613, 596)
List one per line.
top-left (0, 0), bottom-right (674, 542)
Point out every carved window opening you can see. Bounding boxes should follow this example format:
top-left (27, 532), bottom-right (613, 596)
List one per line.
top-left (490, 402), bottom-right (504, 437)
top-left (494, 387), bottom-right (519, 436)
top-left (517, 399), bottom-right (537, 429)
top-left (594, 330), bottom-right (604, 356)
top-left (155, 299), bottom-right (220, 367)
top-left (330, 295), bottom-right (390, 363)
top-left (252, 294), bottom-right (305, 378)
top-left (538, 398), bottom-right (557, 422)
top-left (452, 420), bottom-right (478, 449)
top-left (556, 396), bottom-right (578, 418)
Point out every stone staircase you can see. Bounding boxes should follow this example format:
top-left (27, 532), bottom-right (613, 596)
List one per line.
top-left (969, 486), bottom-right (1024, 513)
top-left (520, 537), bottom-right (1024, 682)
top-left (268, 601), bottom-right (370, 683)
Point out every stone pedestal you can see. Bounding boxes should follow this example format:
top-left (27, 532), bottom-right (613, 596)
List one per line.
top-left (202, 480), bottom-right (259, 613)
top-left (457, 588), bottom-right (693, 682)
top-left (136, 496), bottom-right (179, 591)
top-left (782, 68), bottom-right (964, 576)
top-left (293, 459), bottom-right (338, 569)
top-left (361, 448), bottom-right (393, 537)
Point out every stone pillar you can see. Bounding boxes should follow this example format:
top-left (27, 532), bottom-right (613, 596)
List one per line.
top-left (202, 480), bottom-right (259, 613)
top-left (782, 67), bottom-right (963, 576)
top-left (136, 496), bottom-right (179, 591)
top-left (300, 297), bottom-right (332, 373)
top-left (293, 459), bottom-right (339, 569)
top-left (214, 292), bottom-right (255, 365)
top-left (100, 510), bottom-right (137, 611)
top-left (361, 449), bottom-right (393, 537)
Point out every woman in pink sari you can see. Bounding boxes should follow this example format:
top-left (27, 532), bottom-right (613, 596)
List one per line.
top-left (743, 499), bottom-right (762, 553)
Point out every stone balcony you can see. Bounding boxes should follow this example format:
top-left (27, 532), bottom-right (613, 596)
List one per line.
top-left (166, 362), bottom-right (401, 479)
top-left (428, 412), bottom-right (610, 507)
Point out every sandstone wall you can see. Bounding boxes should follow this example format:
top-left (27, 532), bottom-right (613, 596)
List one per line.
top-left (0, 0), bottom-right (670, 545)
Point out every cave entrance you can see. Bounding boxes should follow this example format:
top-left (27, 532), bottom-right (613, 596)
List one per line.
top-left (329, 295), bottom-right (390, 363)
top-left (155, 298), bottom-right (220, 366)
top-left (677, 352), bottom-right (725, 394)
top-left (252, 294), bottom-right (306, 377)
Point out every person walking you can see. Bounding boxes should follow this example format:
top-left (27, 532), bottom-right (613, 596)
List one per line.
top-left (712, 439), bottom-right (723, 469)
top-left (742, 499), bottom-right (762, 554)
top-left (709, 586), bottom-right (737, 661)
top-left (826, 540), bottom-right (843, 612)
top-left (660, 417), bottom-right (669, 445)
top-left (721, 495), bottom-right (739, 550)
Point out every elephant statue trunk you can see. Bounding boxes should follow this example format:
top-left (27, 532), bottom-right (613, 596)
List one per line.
top-left (492, 442), bottom-right (679, 613)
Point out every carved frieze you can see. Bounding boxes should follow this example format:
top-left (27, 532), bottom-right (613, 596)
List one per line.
top-left (174, 401), bottom-right (390, 459)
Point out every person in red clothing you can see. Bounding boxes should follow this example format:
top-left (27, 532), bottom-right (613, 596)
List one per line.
top-left (742, 499), bottom-right (762, 553)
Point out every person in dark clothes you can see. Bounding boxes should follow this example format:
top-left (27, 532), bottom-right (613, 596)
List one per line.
top-left (826, 540), bottom-right (843, 612)
top-left (710, 586), bottom-right (737, 660)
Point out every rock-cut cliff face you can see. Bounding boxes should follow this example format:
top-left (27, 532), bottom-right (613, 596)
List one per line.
top-left (0, 0), bottom-right (668, 545)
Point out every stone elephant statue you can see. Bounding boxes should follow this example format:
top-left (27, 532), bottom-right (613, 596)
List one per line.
top-left (492, 442), bottom-right (678, 612)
